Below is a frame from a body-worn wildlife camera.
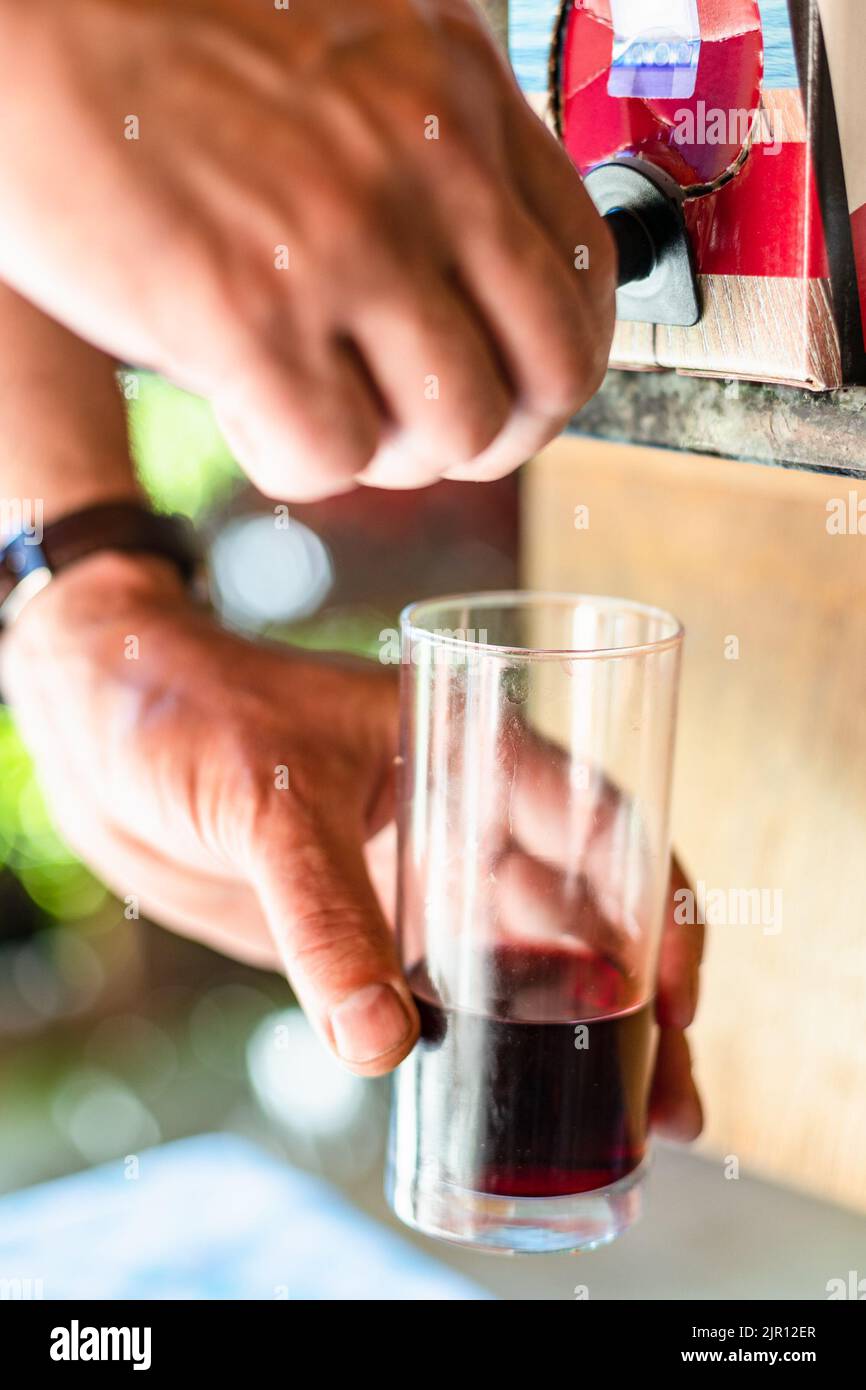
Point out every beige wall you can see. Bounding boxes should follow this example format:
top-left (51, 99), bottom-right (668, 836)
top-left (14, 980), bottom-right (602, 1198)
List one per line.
top-left (523, 437), bottom-right (866, 1213)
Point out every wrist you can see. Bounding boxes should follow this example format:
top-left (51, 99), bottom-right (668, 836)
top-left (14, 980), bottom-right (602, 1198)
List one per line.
top-left (0, 482), bottom-right (145, 552)
top-left (3, 480), bottom-right (144, 540)
top-left (42, 548), bottom-right (192, 606)
top-left (1, 499), bottom-right (205, 630)
top-left (0, 547), bottom-right (202, 729)
top-left (2, 547), bottom-right (193, 646)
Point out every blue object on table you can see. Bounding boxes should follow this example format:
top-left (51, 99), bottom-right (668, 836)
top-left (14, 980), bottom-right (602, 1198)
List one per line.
top-left (0, 1134), bottom-right (491, 1301)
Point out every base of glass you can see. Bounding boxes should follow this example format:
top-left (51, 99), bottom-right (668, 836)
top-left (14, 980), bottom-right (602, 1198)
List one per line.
top-left (385, 1155), bottom-right (649, 1256)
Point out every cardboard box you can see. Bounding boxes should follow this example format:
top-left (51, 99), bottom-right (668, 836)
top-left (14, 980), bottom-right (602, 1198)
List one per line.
top-left (518, 1), bottom-right (866, 390)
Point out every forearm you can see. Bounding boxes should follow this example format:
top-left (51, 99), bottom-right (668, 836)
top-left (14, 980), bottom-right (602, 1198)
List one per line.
top-left (0, 284), bottom-right (140, 536)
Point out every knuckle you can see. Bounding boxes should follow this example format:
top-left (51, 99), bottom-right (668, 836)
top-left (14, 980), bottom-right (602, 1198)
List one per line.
top-left (302, 147), bottom-right (416, 267)
top-left (220, 730), bottom-right (288, 838)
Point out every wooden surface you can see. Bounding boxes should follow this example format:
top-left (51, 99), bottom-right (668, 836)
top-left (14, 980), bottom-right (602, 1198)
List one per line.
top-left (657, 275), bottom-right (841, 390)
top-left (523, 436), bottom-right (866, 1213)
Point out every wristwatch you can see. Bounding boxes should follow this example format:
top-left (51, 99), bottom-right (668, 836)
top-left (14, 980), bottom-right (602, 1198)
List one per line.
top-left (0, 500), bottom-right (204, 629)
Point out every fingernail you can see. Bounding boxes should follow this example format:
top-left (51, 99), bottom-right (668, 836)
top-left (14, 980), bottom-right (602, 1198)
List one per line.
top-left (331, 983), bottom-right (412, 1065)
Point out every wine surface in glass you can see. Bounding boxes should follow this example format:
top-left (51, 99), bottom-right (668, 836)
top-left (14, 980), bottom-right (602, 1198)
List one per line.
top-left (405, 945), bottom-right (654, 1198)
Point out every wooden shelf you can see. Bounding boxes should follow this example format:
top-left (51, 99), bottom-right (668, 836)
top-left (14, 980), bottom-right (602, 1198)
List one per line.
top-left (570, 371), bottom-right (866, 479)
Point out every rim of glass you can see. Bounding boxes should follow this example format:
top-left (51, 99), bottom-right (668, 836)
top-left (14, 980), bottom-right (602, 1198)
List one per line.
top-left (400, 592), bottom-right (684, 661)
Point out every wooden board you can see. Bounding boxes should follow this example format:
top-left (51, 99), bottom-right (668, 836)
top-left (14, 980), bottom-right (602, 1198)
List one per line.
top-left (657, 275), bottom-right (842, 390)
top-left (523, 436), bottom-right (866, 1213)
top-left (570, 370), bottom-right (866, 479)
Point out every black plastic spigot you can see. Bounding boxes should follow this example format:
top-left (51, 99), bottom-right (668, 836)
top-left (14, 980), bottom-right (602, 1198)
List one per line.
top-left (604, 207), bottom-right (656, 287)
top-left (586, 162), bottom-right (701, 327)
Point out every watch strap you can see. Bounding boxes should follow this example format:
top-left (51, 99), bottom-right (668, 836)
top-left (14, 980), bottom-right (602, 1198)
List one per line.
top-left (0, 501), bottom-right (201, 627)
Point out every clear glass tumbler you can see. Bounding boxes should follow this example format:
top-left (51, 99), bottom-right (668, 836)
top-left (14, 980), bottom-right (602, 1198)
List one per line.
top-left (385, 593), bottom-right (684, 1254)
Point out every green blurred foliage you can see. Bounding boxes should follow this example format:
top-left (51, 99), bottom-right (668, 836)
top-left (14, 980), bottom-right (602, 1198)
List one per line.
top-left (128, 373), bottom-right (242, 520)
top-left (0, 707), bottom-right (107, 921)
top-left (271, 606), bottom-right (391, 661)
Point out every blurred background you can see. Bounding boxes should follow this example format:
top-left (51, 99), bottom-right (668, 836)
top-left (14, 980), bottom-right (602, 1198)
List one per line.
top-left (2, 5), bottom-right (865, 1303)
top-left (2, 375), bottom-right (866, 1301)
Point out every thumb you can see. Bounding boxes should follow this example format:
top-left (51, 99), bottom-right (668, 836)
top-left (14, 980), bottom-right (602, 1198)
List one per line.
top-left (249, 810), bottom-right (419, 1077)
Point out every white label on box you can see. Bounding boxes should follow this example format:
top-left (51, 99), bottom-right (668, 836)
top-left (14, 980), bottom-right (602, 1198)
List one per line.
top-left (608, 0), bottom-right (702, 100)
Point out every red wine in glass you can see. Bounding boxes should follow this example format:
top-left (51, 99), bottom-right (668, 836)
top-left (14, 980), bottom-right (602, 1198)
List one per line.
top-left (404, 945), bottom-right (655, 1199)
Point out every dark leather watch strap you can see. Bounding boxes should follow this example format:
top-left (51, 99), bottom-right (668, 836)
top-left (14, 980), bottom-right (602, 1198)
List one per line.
top-left (0, 501), bottom-right (202, 624)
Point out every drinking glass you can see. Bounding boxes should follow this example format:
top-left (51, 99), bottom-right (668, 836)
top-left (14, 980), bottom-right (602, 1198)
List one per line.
top-left (386, 593), bottom-right (684, 1254)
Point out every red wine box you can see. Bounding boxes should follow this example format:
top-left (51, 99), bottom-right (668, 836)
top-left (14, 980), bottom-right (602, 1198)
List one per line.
top-left (541, 0), bottom-right (866, 389)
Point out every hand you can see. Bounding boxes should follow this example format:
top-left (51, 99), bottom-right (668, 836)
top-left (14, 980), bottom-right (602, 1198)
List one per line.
top-left (1, 553), bottom-right (416, 1076)
top-left (0, 0), bottom-right (616, 499)
top-left (1, 555), bottom-right (701, 1136)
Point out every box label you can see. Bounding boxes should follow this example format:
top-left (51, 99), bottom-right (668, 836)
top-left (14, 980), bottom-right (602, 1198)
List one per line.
top-left (608, 0), bottom-right (701, 99)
